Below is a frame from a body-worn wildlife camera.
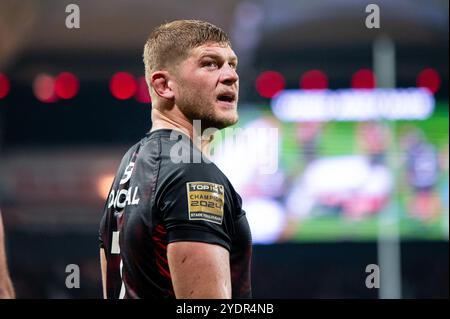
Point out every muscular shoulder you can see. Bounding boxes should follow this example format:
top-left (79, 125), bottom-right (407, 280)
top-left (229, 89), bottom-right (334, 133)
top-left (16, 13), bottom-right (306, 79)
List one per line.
top-left (158, 132), bottom-right (225, 186)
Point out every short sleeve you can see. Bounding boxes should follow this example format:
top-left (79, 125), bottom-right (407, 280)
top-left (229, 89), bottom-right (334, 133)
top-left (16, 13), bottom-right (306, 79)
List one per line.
top-left (157, 164), bottom-right (232, 251)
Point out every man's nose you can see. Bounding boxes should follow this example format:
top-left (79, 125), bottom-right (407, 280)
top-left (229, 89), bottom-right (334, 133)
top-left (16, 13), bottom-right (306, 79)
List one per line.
top-left (220, 64), bottom-right (239, 85)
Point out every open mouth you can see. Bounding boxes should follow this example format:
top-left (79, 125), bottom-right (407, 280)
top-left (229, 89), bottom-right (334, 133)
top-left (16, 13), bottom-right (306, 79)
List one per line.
top-left (217, 92), bottom-right (236, 104)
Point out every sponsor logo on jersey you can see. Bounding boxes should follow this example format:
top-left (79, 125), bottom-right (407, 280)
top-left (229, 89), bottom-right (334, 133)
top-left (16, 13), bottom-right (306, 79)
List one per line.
top-left (108, 161), bottom-right (140, 209)
top-left (186, 182), bottom-right (224, 225)
top-left (108, 187), bottom-right (140, 209)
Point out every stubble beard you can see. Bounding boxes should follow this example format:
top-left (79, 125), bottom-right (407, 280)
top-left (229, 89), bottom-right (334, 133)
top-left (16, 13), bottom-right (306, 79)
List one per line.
top-left (177, 87), bottom-right (239, 131)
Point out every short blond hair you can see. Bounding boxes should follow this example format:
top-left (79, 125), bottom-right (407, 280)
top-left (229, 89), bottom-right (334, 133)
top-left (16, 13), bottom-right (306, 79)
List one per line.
top-left (143, 20), bottom-right (230, 101)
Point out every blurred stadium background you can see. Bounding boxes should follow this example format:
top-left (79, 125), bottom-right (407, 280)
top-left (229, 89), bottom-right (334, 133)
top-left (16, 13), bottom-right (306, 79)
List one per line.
top-left (0, 0), bottom-right (448, 298)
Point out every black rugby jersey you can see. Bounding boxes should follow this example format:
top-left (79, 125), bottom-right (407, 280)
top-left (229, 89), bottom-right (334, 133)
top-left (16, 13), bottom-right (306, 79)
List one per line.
top-left (99, 129), bottom-right (252, 299)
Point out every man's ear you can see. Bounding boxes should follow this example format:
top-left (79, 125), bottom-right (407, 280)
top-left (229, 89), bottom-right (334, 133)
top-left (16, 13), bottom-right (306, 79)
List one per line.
top-left (151, 71), bottom-right (175, 100)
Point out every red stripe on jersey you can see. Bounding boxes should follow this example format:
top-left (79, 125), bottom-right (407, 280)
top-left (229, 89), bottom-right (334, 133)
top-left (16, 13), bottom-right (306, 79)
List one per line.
top-left (152, 223), bottom-right (173, 283)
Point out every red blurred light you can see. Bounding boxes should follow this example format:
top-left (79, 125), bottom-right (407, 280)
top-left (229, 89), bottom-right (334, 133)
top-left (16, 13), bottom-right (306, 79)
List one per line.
top-left (256, 71), bottom-right (285, 98)
top-left (351, 69), bottom-right (376, 89)
top-left (0, 73), bottom-right (10, 99)
top-left (300, 70), bottom-right (328, 90)
top-left (135, 76), bottom-right (151, 103)
top-left (416, 68), bottom-right (441, 94)
top-left (55, 72), bottom-right (79, 99)
top-left (110, 72), bottom-right (137, 100)
top-left (33, 74), bottom-right (58, 103)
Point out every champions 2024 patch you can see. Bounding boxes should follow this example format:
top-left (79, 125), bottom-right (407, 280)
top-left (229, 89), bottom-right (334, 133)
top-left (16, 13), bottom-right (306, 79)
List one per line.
top-left (186, 182), bottom-right (225, 225)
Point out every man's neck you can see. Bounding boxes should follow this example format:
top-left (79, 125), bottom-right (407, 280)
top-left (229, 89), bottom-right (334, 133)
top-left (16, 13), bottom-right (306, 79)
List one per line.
top-left (150, 107), bottom-right (214, 157)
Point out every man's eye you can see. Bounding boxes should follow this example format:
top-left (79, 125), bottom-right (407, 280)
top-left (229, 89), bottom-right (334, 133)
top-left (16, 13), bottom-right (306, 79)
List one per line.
top-left (203, 61), bottom-right (218, 68)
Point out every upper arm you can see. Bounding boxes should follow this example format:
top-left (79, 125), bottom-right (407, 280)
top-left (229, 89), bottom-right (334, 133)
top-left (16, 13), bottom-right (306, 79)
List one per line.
top-left (167, 241), bottom-right (231, 299)
top-left (100, 248), bottom-right (107, 299)
top-left (0, 214), bottom-right (14, 299)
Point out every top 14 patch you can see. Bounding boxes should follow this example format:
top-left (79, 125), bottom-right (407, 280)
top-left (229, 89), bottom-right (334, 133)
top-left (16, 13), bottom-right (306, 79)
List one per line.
top-left (186, 182), bottom-right (225, 225)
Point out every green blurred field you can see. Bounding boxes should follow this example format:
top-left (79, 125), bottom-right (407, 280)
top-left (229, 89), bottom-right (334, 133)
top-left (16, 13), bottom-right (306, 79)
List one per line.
top-left (239, 101), bottom-right (449, 241)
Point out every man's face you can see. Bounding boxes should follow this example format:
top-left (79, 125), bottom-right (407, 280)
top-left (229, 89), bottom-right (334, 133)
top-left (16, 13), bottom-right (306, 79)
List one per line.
top-left (172, 42), bottom-right (239, 130)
